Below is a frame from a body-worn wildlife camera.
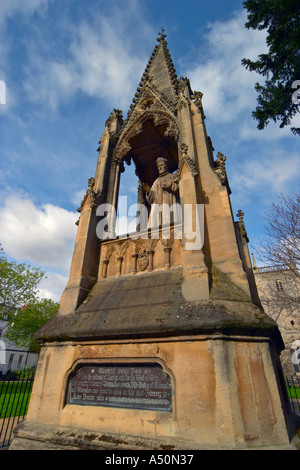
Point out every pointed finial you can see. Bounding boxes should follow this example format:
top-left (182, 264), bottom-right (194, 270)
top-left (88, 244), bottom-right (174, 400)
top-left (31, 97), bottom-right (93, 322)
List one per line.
top-left (251, 253), bottom-right (257, 270)
top-left (157, 26), bottom-right (166, 42)
top-left (237, 209), bottom-right (245, 221)
top-left (237, 209), bottom-right (249, 243)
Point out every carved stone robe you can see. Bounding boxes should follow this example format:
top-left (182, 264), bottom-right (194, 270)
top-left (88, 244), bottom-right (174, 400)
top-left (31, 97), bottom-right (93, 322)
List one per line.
top-left (146, 172), bottom-right (181, 228)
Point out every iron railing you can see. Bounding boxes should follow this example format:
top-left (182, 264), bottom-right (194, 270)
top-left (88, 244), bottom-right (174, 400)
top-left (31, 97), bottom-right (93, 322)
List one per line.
top-left (254, 264), bottom-right (288, 273)
top-left (285, 375), bottom-right (300, 417)
top-left (0, 368), bottom-right (35, 448)
top-left (0, 369), bottom-right (299, 448)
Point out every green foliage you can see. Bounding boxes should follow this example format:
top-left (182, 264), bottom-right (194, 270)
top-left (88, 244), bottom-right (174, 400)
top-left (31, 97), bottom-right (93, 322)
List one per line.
top-left (0, 244), bottom-right (45, 320)
top-left (0, 245), bottom-right (59, 351)
top-left (3, 298), bottom-right (59, 352)
top-left (242, 0), bottom-right (300, 134)
top-left (6, 366), bottom-right (36, 380)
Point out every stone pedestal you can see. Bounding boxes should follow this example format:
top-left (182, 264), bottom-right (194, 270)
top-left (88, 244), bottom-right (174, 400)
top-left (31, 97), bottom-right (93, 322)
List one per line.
top-left (11, 269), bottom-right (294, 450)
top-left (11, 330), bottom-right (291, 450)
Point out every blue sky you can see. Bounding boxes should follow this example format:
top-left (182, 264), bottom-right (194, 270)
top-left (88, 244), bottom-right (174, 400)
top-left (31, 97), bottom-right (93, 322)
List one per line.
top-left (0, 0), bottom-right (299, 301)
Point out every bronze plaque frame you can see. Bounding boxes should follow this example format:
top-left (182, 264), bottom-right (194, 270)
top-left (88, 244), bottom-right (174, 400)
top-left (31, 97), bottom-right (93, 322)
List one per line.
top-left (67, 362), bottom-right (173, 412)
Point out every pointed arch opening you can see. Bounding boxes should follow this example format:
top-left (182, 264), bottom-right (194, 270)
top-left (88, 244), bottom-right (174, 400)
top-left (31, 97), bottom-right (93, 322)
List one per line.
top-left (116, 116), bottom-right (180, 236)
top-left (128, 118), bottom-right (179, 187)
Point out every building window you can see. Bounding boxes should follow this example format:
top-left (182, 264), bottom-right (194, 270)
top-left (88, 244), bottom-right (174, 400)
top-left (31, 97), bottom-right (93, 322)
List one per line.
top-left (275, 279), bottom-right (284, 293)
top-left (8, 354), bottom-right (14, 368)
top-left (17, 355), bottom-right (24, 367)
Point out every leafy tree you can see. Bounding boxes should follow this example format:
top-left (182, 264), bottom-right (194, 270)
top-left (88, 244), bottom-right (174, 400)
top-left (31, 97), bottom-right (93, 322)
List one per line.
top-left (0, 244), bottom-right (45, 320)
top-left (0, 245), bottom-right (58, 351)
top-left (3, 298), bottom-right (59, 353)
top-left (242, 0), bottom-right (300, 135)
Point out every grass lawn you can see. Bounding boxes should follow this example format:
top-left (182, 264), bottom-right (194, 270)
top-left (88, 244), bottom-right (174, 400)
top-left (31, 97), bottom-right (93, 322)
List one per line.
top-left (287, 386), bottom-right (300, 400)
top-left (0, 380), bottom-right (33, 419)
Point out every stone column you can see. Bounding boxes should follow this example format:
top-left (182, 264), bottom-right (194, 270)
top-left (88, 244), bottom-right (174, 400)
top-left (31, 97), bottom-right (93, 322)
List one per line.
top-left (148, 250), bottom-right (154, 271)
top-left (131, 253), bottom-right (138, 274)
top-left (164, 247), bottom-right (171, 269)
top-left (117, 256), bottom-right (123, 276)
top-left (190, 96), bottom-right (252, 299)
top-left (102, 259), bottom-right (109, 279)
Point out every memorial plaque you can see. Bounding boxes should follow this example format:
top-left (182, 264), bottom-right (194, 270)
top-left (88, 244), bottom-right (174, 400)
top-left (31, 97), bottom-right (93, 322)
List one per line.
top-left (68, 363), bottom-right (173, 412)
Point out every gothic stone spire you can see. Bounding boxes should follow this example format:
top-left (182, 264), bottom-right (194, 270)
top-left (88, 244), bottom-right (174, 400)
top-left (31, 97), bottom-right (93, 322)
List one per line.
top-left (127, 30), bottom-right (178, 119)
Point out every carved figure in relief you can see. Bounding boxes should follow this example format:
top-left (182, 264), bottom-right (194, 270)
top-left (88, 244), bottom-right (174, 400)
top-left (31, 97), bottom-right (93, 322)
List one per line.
top-left (143, 157), bottom-right (181, 228)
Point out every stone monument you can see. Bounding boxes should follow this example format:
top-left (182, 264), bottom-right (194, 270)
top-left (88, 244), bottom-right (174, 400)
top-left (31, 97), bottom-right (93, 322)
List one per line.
top-left (11, 32), bottom-right (295, 450)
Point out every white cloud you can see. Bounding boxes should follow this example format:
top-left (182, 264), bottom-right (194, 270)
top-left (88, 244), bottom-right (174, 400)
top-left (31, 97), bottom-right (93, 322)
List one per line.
top-left (0, 0), bottom-right (49, 24)
top-left (0, 195), bottom-right (77, 273)
top-left (70, 188), bottom-right (87, 208)
top-left (38, 272), bottom-right (68, 302)
top-left (0, 1), bottom-right (51, 112)
top-left (186, 10), bottom-right (268, 125)
top-left (239, 112), bottom-right (300, 141)
top-left (230, 151), bottom-right (300, 202)
top-left (183, 9), bottom-right (300, 144)
top-left (21, 3), bottom-right (153, 111)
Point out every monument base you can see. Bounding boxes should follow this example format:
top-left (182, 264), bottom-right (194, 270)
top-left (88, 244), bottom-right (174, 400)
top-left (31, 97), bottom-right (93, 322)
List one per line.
top-left (10, 420), bottom-right (299, 450)
top-left (10, 333), bottom-right (294, 450)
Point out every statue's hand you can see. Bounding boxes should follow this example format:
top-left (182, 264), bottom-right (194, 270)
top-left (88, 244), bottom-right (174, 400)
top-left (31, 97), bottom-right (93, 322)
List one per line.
top-left (143, 183), bottom-right (151, 193)
top-left (162, 181), bottom-right (172, 191)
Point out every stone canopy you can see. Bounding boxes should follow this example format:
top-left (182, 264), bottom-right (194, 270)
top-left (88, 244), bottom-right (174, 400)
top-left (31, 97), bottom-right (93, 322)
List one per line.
top-left (36, 31), bottom-right (280, 349)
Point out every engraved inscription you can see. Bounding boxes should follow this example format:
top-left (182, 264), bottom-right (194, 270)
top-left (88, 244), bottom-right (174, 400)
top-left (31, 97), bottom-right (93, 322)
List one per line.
top-left (68, 363), bottom-right (173, 412)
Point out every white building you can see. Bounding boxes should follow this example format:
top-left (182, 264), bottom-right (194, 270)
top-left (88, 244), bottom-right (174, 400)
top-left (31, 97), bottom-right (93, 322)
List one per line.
top-left (0, 319), bottom-right (38, 376)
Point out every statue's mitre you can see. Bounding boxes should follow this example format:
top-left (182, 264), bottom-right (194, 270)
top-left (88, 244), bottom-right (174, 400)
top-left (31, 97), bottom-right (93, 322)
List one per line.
top-left (156, 157), bottom-right (168, 166)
